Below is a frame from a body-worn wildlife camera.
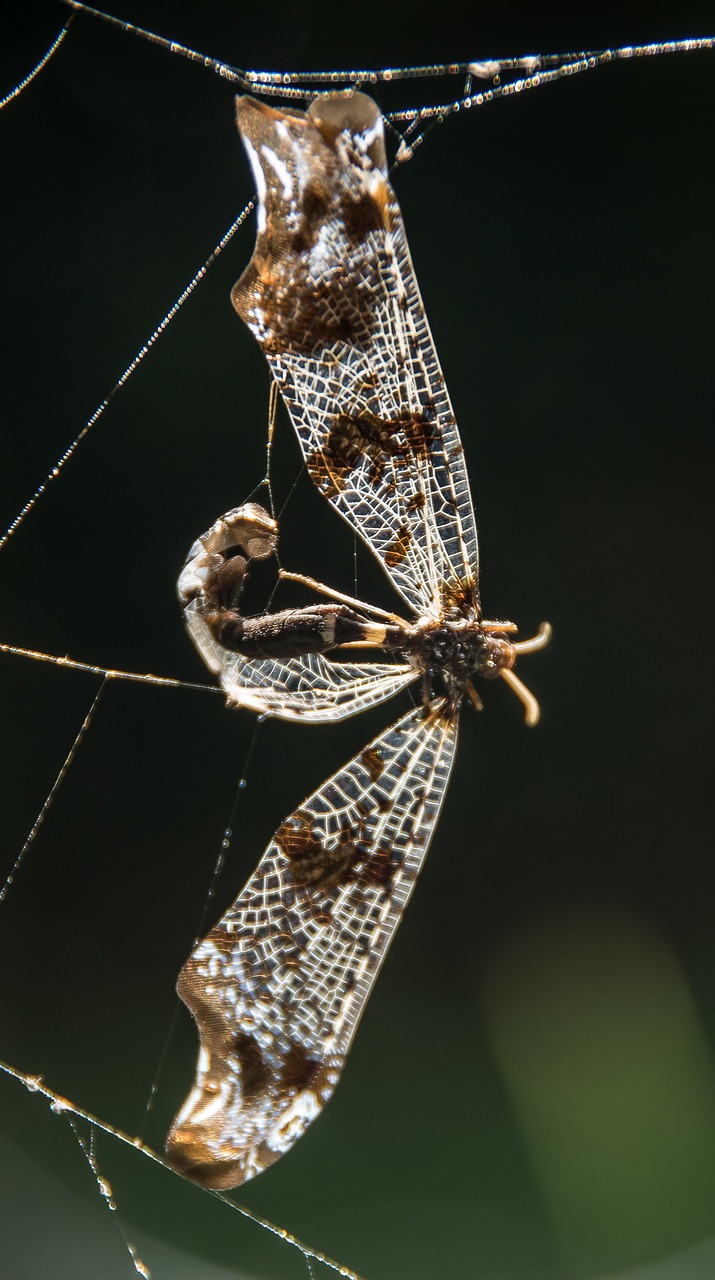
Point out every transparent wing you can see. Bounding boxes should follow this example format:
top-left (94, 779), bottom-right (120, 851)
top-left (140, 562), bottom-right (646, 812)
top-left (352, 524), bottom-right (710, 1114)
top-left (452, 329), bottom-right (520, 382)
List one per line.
top-left (183, 595), bottom-right (418, 722)
top-left (167, 699), bottom-right (459, 1187)
top-left (232, 92), bottom-right (479, 620)
top-left (178, 503), bottom-right (419, 722)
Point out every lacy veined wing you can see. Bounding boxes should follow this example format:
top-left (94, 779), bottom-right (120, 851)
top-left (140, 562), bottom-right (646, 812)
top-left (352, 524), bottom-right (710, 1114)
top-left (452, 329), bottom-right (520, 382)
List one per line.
top-left (232, 92), bottom-right (480, 621)
top-left (167, 699), bottom-right (457, 1187)
top-left (178, 503), bottom-right (418, 722)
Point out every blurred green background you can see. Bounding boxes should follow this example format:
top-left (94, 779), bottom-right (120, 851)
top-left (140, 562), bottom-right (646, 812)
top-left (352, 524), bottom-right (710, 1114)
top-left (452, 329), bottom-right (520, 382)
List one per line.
top-left (1, 2), bottom-right (714, 1277)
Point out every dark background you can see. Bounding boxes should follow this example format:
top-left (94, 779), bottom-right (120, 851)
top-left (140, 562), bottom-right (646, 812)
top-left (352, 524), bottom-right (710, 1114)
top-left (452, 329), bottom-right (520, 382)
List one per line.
top-left (1, 2), bottom-right (714, 1277)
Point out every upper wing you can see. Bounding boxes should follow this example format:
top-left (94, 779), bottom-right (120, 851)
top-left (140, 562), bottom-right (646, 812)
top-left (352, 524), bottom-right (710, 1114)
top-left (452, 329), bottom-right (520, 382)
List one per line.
top-left (232, 92), bottom-right (480, 620)
top-left (166, 699), bottom-right (458, 1187)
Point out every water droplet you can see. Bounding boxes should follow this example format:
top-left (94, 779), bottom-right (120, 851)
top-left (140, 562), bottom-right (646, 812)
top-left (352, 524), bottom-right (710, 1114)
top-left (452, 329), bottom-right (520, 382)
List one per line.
top-left (98, 1176), bottom-right (114, 1205)
top-left (128, 1246), bottom-right (151, 1280)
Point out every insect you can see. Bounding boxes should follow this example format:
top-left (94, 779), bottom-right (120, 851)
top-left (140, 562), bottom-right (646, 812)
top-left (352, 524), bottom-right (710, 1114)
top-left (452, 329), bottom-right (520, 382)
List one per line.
top-left (166, 90), bottom-right (550, 1189)
top-left (2, 13), bottom-right (714, 1280)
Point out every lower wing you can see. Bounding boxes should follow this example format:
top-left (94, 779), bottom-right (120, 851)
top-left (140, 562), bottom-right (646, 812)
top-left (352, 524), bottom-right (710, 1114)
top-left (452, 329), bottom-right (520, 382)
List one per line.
top-left (167, 698), bottom-right (458, 1187)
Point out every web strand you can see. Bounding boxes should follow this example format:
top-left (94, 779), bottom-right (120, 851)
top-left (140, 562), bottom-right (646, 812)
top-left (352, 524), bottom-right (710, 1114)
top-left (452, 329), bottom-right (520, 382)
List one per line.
top-left (60, 2), bottom-right (715, 100)
top-left (0, 680), bottom-right (107, 907)
top-left (0, 642), bottom-right (222, 693)
top-left (0, 205), bottom-right (253, 555)
top-left (0, 19), bottom-right (73, 111)
top-left (66, 1117), bottom-right (152, 1278)
top-left (139, 719), bottom-right (264, 1135)
top-left (0, 644), bottom-right (222, 911)
top-left (0, 1059), bottom-right (365, 1279)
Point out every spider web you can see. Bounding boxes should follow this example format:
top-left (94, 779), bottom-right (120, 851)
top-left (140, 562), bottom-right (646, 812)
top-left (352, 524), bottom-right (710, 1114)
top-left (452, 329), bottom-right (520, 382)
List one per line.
top-left (2, 4), bottom-right (715, 1279)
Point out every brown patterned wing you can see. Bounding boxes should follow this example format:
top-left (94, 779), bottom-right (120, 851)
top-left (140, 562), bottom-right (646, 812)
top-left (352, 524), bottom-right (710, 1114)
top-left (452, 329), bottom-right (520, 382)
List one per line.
top-left (232, 92), bottom-right (480, 620)
top-left (166, 700), bottom-right (458, 1188)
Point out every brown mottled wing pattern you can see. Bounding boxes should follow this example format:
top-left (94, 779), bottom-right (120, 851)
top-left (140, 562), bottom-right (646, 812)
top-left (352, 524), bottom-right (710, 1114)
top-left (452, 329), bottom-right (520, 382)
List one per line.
top-left (167, 700), bottom-right (458, 1188)
top-left (232, 93), bottom-right (479, 619)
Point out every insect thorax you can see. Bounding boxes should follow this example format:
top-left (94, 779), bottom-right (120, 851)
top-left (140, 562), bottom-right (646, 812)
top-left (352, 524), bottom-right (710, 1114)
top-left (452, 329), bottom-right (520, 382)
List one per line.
top-left (403, 618), bottom-right (516, 701)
